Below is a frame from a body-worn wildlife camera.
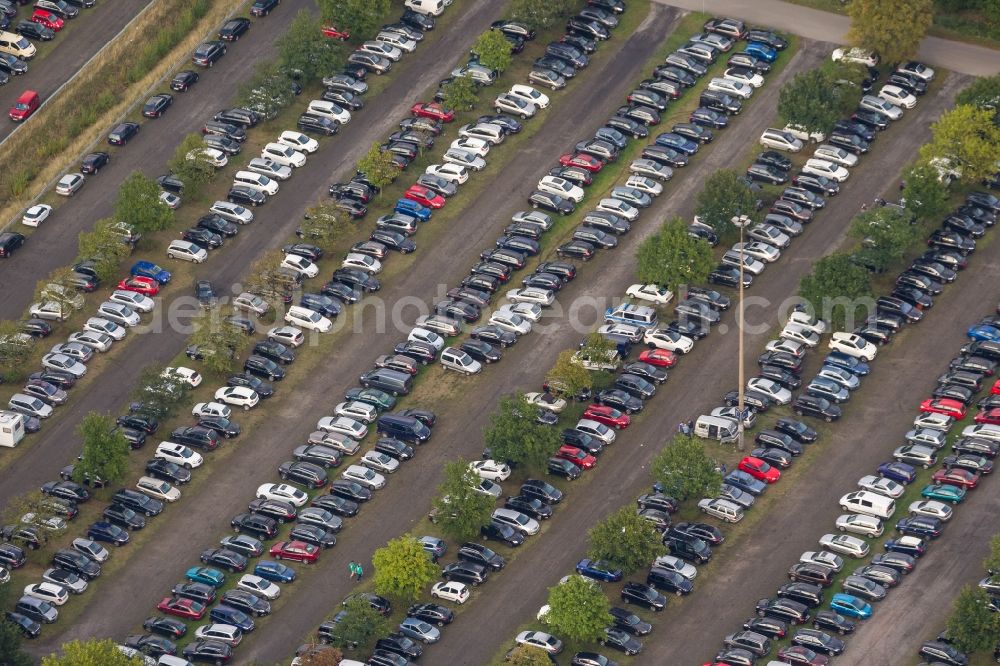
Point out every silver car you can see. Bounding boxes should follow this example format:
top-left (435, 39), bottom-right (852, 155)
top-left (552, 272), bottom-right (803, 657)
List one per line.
top-left (210, 200), bottom-right (255, 224)
top-left (55, 173), bottom-right (86, 196)
top-left (247, 157), bottom-right (292, 181)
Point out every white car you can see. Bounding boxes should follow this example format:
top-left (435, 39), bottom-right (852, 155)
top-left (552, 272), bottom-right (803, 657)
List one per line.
top-left (358, 40), bottom-right (402, 61)
top-left (537, 175), bottom-right (584, 203)
top-left (426, 163), bottom-right (469, 184)
top-left (451, 136), bottom-right (490, 157)
top-left (376, 32), bottom-right (417, 52)
top-left (506, 288), bottom-right (555, 307)
top-left (195, 624), bottom-right (243, 647)
top-left (835, 513), bottom-right (884, 538)
top-left (721, 249), bottom-right (765, 275)
top-left (84, 317), bottom-right (126, 340)
top-left (575, 419), bottom-right (616, 445)
top-left (28, 301), bottom-right (70, 321)
top-left (784, 123), bottom-right (826, 144)
top-left (210, 200), bottom-right (254, 225)
top-left (912, 412), bottom-right (954, 432)
top-left (110, 290), bottom-right (155, 313)
top-left (707, 77), bottom-right (753, 98)
top-left (489, 311), bottom-right (531, 335)
top-left (98, 302), bottom-right (141, 327)
top-left (498, 302), bottom-right (542, 323)
top-left (342, 464), bottom-right (386, 490)
top-left (167, 239), bottom-right (208, 263)
top-left (627, 284), bottom-right (673, 305)
top-left (857, 475), bottom-right (905, 499)
top-left (898, 61), bottom-right (934, 81)
top-left (162, 366), bottom-right (202, 387)
top-left (334, 401), bottom-right (378, 424)
top-left (68, 330), bottom-right (113, 352)
top-left (494, 93), bottom-right (537, 118)
top-left (732, 241), bottom-right (780, 263)
top-left (759, 128), bottom-right (803, 152)
top-left (234, 170), bottom-right (279, 195)
top-left (214, 386), bottom-right (259, 410)
top-left (247, 157), bottom-right (292, 181)
top-left (306, 99), bottom-right (352, 124)
top-left (237, 574), bottom-right (281, 600)
top-left (192, 402), bottom-right (232, 419)
top-left (764, 337), bottom-right (807, 358)
top-left (653, 554), bottom-right (698, 580)
top-left (318, 416), bottom-right (368, 440)
top-left (443, 147), bottom-right (486, 172)
top-left (342, 253), bottom-right (382, 274)
top-left (431, 581), bottom-right (469, 604)
top-left (278, 130), bottom-right (318, 154)
top-left (262, 142), bottom-right (307, 167)
top-left (41, 353), bottom-right (86, 377)
top-left (962, 424), bottom-right (1000, 442)
top-left (55, 172), bottom-right (85, 196)
top-left (814, 144), bottom-right (859, 168)
top-left (598, 323), bottom-right (643, 343)
top-left (624, 174), bottom-right (663, 197)
top-left (799, 550), bottom-right (844, 572)
top-left (596, 198), bottom-right (639, 221)
top-left (41, 568), bottom-right (87, 594)
top-left (361, 450), bottom-right (400, 474)
top-left (21, 204), bottom-right (52, 227)
top-left (281, 253), bottom-right (319, 278)
top-left (474, 478), bottom-right (502, 498)
top-left (155, 442), bottom-right (203, 468)
top-left (819, 533), bottom-right (870, 558)
top-left (746, 377), bottom-right (792, 405)
top-left (24, 582), bottom-right (69, 606)
top-left (698, 498), bottom-right (744, 523)
top-left (308, 431), bottom-right (360, 455)
top-left (459, 122), bottom-right (505, 145)
top-left (723, 66), bottom-right (764, 87)
top-left (440, 347), bottom-right (481, 375)
top-left (829, 332), bottom-right (877, 361)
top-left (859, 94), bottom-right (902, 120)
top-left (879, 84), bottom-right (916, 109)
top-left (268, 325), bottom-right (304, 348)
top-left (524, 392), bottom-right (566, 413)
top-left (787, 310), bottom-right (827, 335)
top-left (408, 327), bottom-right (444, 351)
top-left (285, 306), bottom-right (332, 332)
top-left (908, 500), bottom-right (953, 521)
top-left (643, 328), bottom-right (693, 354)
top-left (136, 476), bottom-right (181, 502)
top-left (233, 292), bottom-right (270, 316)
top-left (469, 459), bottom-right (511, 481)
top-left (749, 223), bottom-right (790, 248)
top-left (515, 631), bottom-right (562, 655)
top-left (493, 507), bottom-right (540, 535)
top-left (803, 158), bottom-right (849, 182)
top-left (781, 323), bottom-right (821, 348)
top-left (256, 483), bottom-right (308, 507)
top-left (187, 147), bottom-right (229, 168)
top-left (832, 47), bottom-right (879, 67)
top-left (509, 83), bottom-right (549, 108)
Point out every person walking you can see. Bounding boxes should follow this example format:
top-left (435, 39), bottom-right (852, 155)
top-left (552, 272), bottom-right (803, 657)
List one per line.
top-left (348, 561), bottom-right (357, 580)
top-left (355, 562), bottom-right (364, 581)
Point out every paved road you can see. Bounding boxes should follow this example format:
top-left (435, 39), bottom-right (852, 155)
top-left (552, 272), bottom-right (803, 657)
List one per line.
top-left (29, 4), bottom-right (680, 660)
top-left (0, 0), bottom-right (314, 320)
top-left (655, 0), bottom-right (1000, 76)
top-left (0, 0), bottom-right (156, 144)
top-left (421, 69), bottom-right (971, 666)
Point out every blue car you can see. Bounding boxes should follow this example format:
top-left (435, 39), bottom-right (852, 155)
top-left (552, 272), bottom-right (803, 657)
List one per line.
top-left (884, 536), bottom-right (927, 558)
top-left (575, 558), bottom-right (624, 582)
top-left (830, 593), bottom-right (872, 619)
top-left (894, 516), bottom-right (943, 539)
top-left (725, 470), bottom-right (767, 496)
top-left (185, 566), bottom-right (227, 588)
top-left (210, 605), bottom-right (255, 633)
top-left (744, 42), bottom-right (777, 62)
top-left (967, 324), bottom-right (1000, 342)
top-left (394, 199), bottom-right (432, 221)
top-left (823, 352), bottom-right (869, 376)
top-left (86, 521), bottom-right (129, 546)
top-left (130, 260), bottom-right (172, 284)
top-left (876, 461), bottom-right (917, 484)
top-left (254, 560), bottom-right (296, 583)
top-left (654, 132), bottom-right (699, 155)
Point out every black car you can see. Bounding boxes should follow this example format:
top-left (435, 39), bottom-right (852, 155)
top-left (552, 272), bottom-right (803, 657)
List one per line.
top-left (400, 7), bottom-right (434, 30)
top-left (504, 495), bottom-right (552, 520)
top-left (78, 151), bottom-right (110, 175)
top-left (250, 0), bottom-right (278, 16)
top-left (793, 173), bottom-right (840, 196)
top-left (332, 268), bottom-right (379, 292)
top-left (606, 115), bottom-right (648, 139)
top-left (184, 640), bottom-right (232, 664)
top-left (103, 504), bottom-right (145, 530)
top-left (278, 461), bottom-right (328, 489)
top-left (51, 548), bottom-right (101, 580)
top-left (620, 582), bottom-right (666, 611)
top-left (230, 513), bottom-right (278, 539)
top-left (243, 355), bottom-right (285, 382)
top-left (183, 227), bottom-right (223, 250)
top-left (298, 113), bottom-right (339, 135)
top-left (248, 498), bottom-right (296, 524)
top-left (226, 374), bottom-right (273, 399)
top-left (595, 388), bottom-right (643, 414)
top-left (851, 109), bottom-right (889, 130)
top-left (170, 69), bottom-right (199, 92)
top-left (112, 488), bottom-right (163, 516)
top-left (143, 615), bottom-right (187, 639)
top-left (142, 93), bottom-right (173, 118)
top-left (791, 395), bottom-right (841, 422)
top-left (197, 214), bottom-right (238, 238)
top-left (330, 480), bottom-right (372, 503)
top-left (219, 16), bottom-right (250, 40)
top-left (200, 548), bottom-right (247, 572)
top-left (406, 603), bottom-right (454, 626)
top-left (289, 524), bottom-right (337, 549)
top-left (145, 458), bottom-right (192, 485)
top-left (40, 480), bottom-right (89, 503)
top-left (0, 543), bottom-right (26, 568)
top-left (172, 581), bottom-right (216, 605)
top-left (480, 521), bottom-right (525, 547)
top-left (322, 281), bottom-right (362, 304)
top-left (15, 20), bottom-right (55, 40)
top-left (170, 426), bottom-right (219, 451)
top-left (442, 561), bottom-right (489, 586)
top-left (811, 610), bottom-right (855, 635)
top-left (376, 634), bottom-right (424, 660)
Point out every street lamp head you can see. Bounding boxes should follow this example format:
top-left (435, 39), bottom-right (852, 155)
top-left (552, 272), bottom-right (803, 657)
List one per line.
top-left (731, 214), bottom-right (751, 228)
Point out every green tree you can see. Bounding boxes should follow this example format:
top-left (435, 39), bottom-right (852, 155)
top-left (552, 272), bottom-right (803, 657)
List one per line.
top-left (545, 349), bottom-right (594, 400)
top-left (588, 506), bottom-right (666, 574)
top-left (849, 206), bottom-right (921, 272)
top-left (651, 434), bottom-right (723, 501)
top-left (431, 459), bottom-right (494, 542)
top-left (0, 320), bottom-right (35, 382)
top-left (115, 171), bottom-right (173, 234)
top-left (778, 66), bottom-right (862, 135)
top-left (985, 533), bottom-right (1000, 575)
top-left (246, 249), bottom-right (295, 307)
top-left (799, 253), bottom-right (874, 329)
top-left (694, 170), bottom-right (760, 241)
top-left (509, 0), bottom-right (575, 31)
top-left (76, 412), bottom-right (130, 486)
top-left (279, 10), bottom-right (346, 84)
top-left (33, 267), bottom-right (81, 321)
top-left (317, 0), bottom-right (391, 41)
top-left (0, 616), bottom-right (33, 666)
top-left (847, 0), bottom-right (934, 64)
top-left (440, 76), bottom-right (479, 112)
top-left (902, 162), bottom-right (951, 222)
top-left (3, 490), bottom-right (62, 530)
top-left (76, 218), bottom-right (132, 282)
top-left (920, 104), bottom-right (1000, 184)
top-left (328, 597), bottom-right (388, 651)
top-left (293, 645), bottom-right (344, 666)
top-left (41, 638), bottom-right (146, 665)
top-left (131, 367), bottom-right (191, 420)
top-left (504, 646), bottom-right (553, 666)
top-left (301, 202), bottom-right (350, 252)
top-left (167, 133), bottom-right (216, 198)
top-left (187, 319), bottom-right (249, 376)
top-left (636, 217), bottom-right (715, 293)
top-left (956, 74), bottom-right (1000, 125)
top-left (945, 585), bottom-right (1000, 653)
top-left (483, 395), bottom-right (561, 469)
top-left (471, 30), bottom-right (513, 73)
top-left (356, 142), bottom-right (399, 194)
top-left (373, 536), bottom-right (440, 601)
top-left (544, 575), bottom-right (612, 642)
top-left (238, 61), bottom-right (297, 122)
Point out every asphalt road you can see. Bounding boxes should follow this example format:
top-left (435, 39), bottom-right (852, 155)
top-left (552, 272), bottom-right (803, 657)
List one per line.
top-left (28, 4), bottom-right (683, 660)
top-left (0, 0), bottom-right (314, 320)
top-left (0, 0), bottom-right (507, 504)
top-left (0, 0), bottom-right (156, 144)
top-left (654, 0), bottom-right (1000, 76)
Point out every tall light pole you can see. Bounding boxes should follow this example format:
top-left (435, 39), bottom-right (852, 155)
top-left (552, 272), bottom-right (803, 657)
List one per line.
top-left (733, 214), bottom-right (751, 452)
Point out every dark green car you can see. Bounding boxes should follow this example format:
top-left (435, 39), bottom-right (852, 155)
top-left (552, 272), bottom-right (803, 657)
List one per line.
top-left (345, 387), bottom-right (396, 412)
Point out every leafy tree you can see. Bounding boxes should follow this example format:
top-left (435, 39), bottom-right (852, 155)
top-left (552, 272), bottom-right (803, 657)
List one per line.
top-left (956, 74), bottom-right (1000, 125)
top-left (546, 350), bottom-right (594, 400)
top-left (301, 202), bottom-right (350, 252)
top-left (131, 367), bottom-right (191, 420)
top-left (483, 395), bottom-right (561, 469)
top-left (432, 459), bottom-right (494, 542)
top-left (504, 646), bottom-right (553, 666)
top-left (636, 217), bottom-right (715, 293)
top-left (279, 10), bottom-right (346, 84)
top-left (471, 30), bottom-right (513, 73)
top-left (76, 412), bottom-right (130, 486)
top-left (246, 249), bottom-right (295, 306)
top-left (441, 76), bottom-right (479, 112)
top-left (0, 616), bottom-right (33, 666)
top-left (847, 0), bottom-right (934, 64)
top-left (652, 434), bottom-right (723, 501)
top-left (167, 133), bottom-right (216, 197)
top-left (356, 142), bottom-right (399, 194)
top-left (579, 331), bottom-right (616, 361)
top-left (41, 638), bottom-right (147, 665)
top-left (778, 66), bottom-right (862, 135)
top-left (985, 533), bottom-right (1000, 575)
top-left (187, 319), bottom-right (249, 376)
top-left (945, 585), bottom-right (1000, 653)
top-left (294, 645), bottom-right (344, 666)
top-left (317, 0), bottom-right (391, 41)
top-left (329, 597), bottom-right (387, 651)
top-left (115, 171), bottom-right (173, 234)
top-left (544, 575), bottom-right (612, 642)
top-left (694, 170), bottom-right (759, 241)
top-left (920, 104), bottom-right (1000, 184)
top-left (588, 507), bottom-right (666, 573)
top-left (902, 162), bottom-right (951, 222)
top-left (799, 253), bottom-right (873, 329)
top-left (509, 0), bottom-right (575, 31)
top-left (77, 218), bottom-right (132, 282)
top-left (0, 320), bottom-right (35, 381)
top-left (3, 490), bottom-right (62, 529)
top-left (33, 267), bottom-right (81, 320)
top-left (373, 536), bottom-right (440, 601)
top-left (238, 61), bottom-right (297, 122)
top-left (849, 206), bottom-right (921, 272)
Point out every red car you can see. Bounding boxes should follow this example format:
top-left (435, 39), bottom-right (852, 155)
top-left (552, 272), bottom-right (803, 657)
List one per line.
top-left (991, 379), bottom-right (1000, 395)
top-left (975, 407), bottom-right (1000, 425)
top-left (558, 152), bottom-right (603, 172)
top-left (410, 102), bottom-right (455, 123)
top-left (931, 467), bottom-right (980, 489)
top-left (404, 184), bottom-right (446, 209)
top-left (157, 596), bottom-right (207, 620)
top-left (919, 398), bottom-right (966, 420)
top-left (583, 405), bottom-right (630, 429)
top-left (638, 348), bottom-right (676, 368)
top-left (30, 8), bottom-right (64, 31)
top-left (269, 540), bottom-right (319, 563)
top-left (738, 456), bottom-right (781, 483)
top-left (557, 445), bottom-right (596, 469)
top-left (321, 24), bottom-right (350, 40)
top-left (117, 276), bottom-right (161, 296)
top-left (9, 90), bottom-right (40, 122)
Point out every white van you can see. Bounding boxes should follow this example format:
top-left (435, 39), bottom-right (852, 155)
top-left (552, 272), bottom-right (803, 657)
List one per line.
top-left (839, 490), bottom-right (895, 519)
top-left (233, 170), bottom-right (279, 195)
top-left (404, 0), bottom-right (444, 15)
top-left (0, 31), bottom-right (37, 59)
top-left (604, 303), bottom-right (658, 329)
top-left (693, 415), bottom-right (738, 443)
top-left (440, 347), bottom-right (482, 375)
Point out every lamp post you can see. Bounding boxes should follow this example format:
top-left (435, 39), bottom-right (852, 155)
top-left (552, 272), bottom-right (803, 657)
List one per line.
top-left (733, 214), bottom-right (751, 452)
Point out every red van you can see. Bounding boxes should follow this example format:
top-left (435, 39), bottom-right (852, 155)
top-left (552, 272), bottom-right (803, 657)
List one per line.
top-left (9, 90), bottom-right (40, 121)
